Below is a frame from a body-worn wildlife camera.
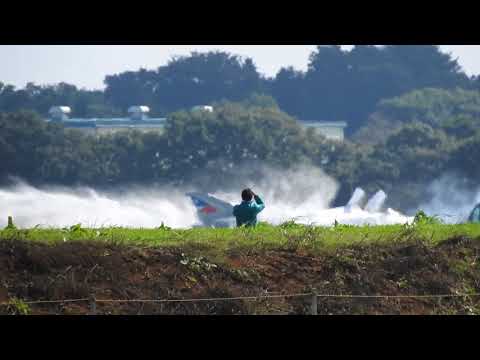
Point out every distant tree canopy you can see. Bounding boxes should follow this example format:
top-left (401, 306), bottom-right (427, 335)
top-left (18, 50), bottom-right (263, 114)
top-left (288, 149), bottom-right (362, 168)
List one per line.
top-left (272, 45), bottom-right (470, 133)
top-left (373, 122), bottom-right (452, 181)
top-left (450, 132), bottom-right (480, 179)
top-left (0, 111), bottom-right (101, 184)
top-left (377, 88), bottom-right (480, 126)
top-left (353, 87), bottom-right (480, 144)
top-left (165, 99), bottom-right (309, 172)
top-left (104, 51), bottom-right (266, 116)
top-left (103, 46), bottom-right (471, 131)
top-left (0, 46), bottom-right (474, 135)
top-left (0, 100), bottom-right (331, 188)
top-left (0, 82), bottom-right (120, 118)
top-left (1, 97), bottom-right (480, 211)
top-left (1, 46), bottom-right (479, 211)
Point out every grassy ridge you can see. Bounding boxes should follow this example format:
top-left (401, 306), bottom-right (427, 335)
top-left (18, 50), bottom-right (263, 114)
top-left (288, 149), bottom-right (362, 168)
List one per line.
top-left (2, 218), bottom-right (480, 314)
top-left (2, 220), bottom-right (480, 254)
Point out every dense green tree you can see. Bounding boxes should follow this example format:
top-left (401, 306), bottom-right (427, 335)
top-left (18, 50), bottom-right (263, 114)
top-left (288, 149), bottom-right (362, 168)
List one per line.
top-left (353, 88), bottom-right (480, 144)
top-left (270, 67), bottom-right (308, 119)
top-left (2, 47), bottom-right (474, 138)
top-left (0, 101), bottom-right (324, 188)
top-left (304, 45), bottom-right (351, 121)
top-left (449, 133), bottom-right (480, 179)
top-left (474, 75), bottom-right (480, 91)
top-left (104, 52), bottom-right (266, 116)
top-left (0, 104), bottom-right (479, 213)
top-left (275, 45), bottom-right (470, 133)
top-left (164, 101), bottom-right (310, 177)
top-left (0, 42), bottom-right (479, 212)
top-left (441, 115), bottom-right (480, 139)
top-left (376, 88), bottom-right (480, 126)
top-left (240, 93), bottom-right (279, 109)
top-left (0, 82), bottom-right (114, 118)
top-left (384, 45), bottom-right (467, 88)
top-left (104, 69), bottom-right (157, 113)
top-left (359, 122), bottom-right (453, 186)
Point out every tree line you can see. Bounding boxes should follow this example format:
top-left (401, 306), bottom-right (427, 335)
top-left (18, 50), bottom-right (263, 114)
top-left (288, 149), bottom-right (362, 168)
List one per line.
top-left (1, 87), bottom-right (480, 211)
top-left (2, 45), bottom-right (480, 211)
top-left (2, 46), bottom-right (479, 135)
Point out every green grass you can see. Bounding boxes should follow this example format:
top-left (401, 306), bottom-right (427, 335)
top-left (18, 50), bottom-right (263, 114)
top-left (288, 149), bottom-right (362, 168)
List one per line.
top-left (2, 220), bottom-right (480, 256)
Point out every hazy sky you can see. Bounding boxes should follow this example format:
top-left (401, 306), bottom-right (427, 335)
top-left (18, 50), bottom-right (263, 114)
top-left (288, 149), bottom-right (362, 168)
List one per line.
top-left (1, 45), bottom-right (479, 90)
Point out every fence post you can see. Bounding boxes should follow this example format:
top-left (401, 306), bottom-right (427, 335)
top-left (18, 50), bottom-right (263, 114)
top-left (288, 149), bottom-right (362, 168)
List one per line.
top-left (310, 289), bottom-right (318, 316)
top-left (89, 294), bottom-right (97, 315)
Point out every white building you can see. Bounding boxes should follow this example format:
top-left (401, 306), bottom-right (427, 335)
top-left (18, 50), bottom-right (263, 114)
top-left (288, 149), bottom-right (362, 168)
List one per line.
top-left (48, 106), bottom-right (72, 122)
top-left (300, 121), bottom-right (348, 141)
top-left (192, 105), bottom-right (214, 113)
top-left (47, 105), bottom-right (166, 136)
top-left (128, 106), bottom-right (151, 121)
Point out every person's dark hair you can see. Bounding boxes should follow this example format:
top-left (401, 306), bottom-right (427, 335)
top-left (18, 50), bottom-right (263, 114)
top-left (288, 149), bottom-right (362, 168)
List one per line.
top-left (241, 188), bottom-right (254, 202)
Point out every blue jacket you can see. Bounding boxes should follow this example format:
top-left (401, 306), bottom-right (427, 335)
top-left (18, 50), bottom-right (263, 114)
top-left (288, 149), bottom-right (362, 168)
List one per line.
top-left (233, 195), bottom-right (265, 227)
top-left (469, 204), bottom-right (480, 223)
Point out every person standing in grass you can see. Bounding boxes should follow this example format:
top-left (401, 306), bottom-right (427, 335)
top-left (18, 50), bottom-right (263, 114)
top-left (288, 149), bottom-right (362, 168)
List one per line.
top-left (233, 189), bottom-right (265, 227)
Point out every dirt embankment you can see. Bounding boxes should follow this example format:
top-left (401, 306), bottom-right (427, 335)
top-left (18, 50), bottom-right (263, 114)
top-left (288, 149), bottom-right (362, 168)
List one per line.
top-left (1, 237), bottom-right (480, 315)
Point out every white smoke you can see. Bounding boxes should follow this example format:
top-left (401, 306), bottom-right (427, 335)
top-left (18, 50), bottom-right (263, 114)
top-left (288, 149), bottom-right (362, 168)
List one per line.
top-left (416, 174), bottom-right (480, 224)
top-left (0, 180), bottom-right (197, 229)
top-left (211, 165), bottom-right (340, 225)
top-left (0, 165), bottom-right (416, 229)
top-left (211, 166), bottom-right (412, 226)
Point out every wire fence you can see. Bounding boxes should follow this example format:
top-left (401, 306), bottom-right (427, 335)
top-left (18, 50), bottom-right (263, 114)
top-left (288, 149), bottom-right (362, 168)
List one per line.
top-left (2, 291), bottom-right (480, 315)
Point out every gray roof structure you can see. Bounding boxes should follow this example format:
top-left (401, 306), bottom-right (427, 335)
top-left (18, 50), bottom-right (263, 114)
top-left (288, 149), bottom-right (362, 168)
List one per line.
top-left (47, 105), bottom-right (167, 130)
top-left (299, 121), bottom-right (348, 128)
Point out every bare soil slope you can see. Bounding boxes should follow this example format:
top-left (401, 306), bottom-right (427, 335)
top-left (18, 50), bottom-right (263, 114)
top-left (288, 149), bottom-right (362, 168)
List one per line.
top-left (1, 237), bottom-right (480, 315)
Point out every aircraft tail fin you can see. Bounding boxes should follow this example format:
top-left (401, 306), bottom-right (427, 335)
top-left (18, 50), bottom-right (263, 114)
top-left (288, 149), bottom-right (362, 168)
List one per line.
top-left (345, 188), bottom-right (366, 211)
top-left (364, 190), bottom-right (387, 213)
top-left (186, 192), bottom-right (233, 218)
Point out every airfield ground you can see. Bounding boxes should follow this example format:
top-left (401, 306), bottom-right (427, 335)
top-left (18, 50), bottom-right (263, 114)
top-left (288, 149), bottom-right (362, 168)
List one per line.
top-left (1, 222), bottom-right (480, 315)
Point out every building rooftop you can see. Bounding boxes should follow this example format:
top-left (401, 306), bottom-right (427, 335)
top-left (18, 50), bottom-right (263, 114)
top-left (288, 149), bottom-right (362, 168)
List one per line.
top-left (46, 105), bottom-right (167, 129)
top-left (49, 106), bottom-right (72, 114)
top-left (300, 121), bottom-right (348, 128)
top-left (59, 118), bottom-right (167, 129)
top-left (128, 106), bottom-right (150, 114)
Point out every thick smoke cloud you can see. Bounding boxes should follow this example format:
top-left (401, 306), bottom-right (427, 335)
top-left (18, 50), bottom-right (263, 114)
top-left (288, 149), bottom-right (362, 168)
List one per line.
top-left (0, 180), bottom-right (197, 228)
top-left (415, 174), bottom-right (480, 223)
top-left (210, 164), bottom-right (339, 224)
top-left (3, 166), bottom-right (475, 229)
top-left (0, 165), bottom-right (339, 228)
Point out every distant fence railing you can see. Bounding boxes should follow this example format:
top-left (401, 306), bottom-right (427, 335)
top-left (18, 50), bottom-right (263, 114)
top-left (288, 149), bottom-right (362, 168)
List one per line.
top-left (2, 291), bottom-right (480, 315)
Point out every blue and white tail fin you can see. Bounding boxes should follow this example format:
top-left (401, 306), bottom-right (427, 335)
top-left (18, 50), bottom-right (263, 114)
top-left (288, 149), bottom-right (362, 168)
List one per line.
top-left (345, 188), bottom-right (366, 212)
top-left (186, 192), bottom-right (234, 225)
top-left (344, 188), bottom-right (387, 213)
top-left (364, 190), bottom-right (387, 213)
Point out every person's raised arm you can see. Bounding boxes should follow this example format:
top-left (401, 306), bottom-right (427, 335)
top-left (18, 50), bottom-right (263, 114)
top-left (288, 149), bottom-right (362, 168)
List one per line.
top-left (252, 192), bottom-right (265, 213)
